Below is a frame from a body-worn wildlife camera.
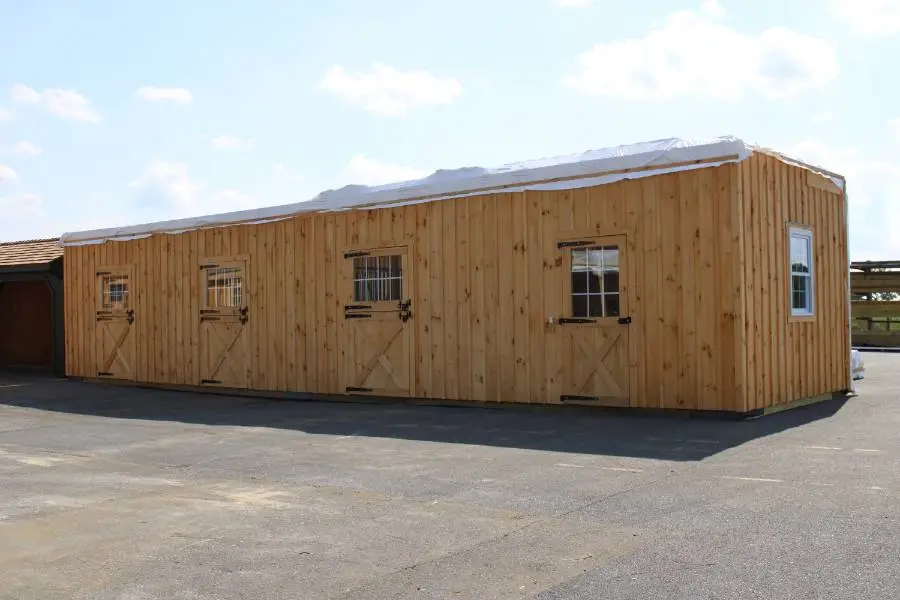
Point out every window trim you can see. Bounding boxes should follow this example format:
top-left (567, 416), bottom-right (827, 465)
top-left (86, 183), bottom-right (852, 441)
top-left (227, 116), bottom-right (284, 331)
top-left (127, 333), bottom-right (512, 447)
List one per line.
top-left (788, 225), bottom-right (815, 318)
top-left (558, 233), bottom-right (627, 325)
top-left (343, 244), bottom-right (410, 309)
top-left (199, 256), bottom-right (249, 314)
top-left (96, 266), bottom-right (132, 314)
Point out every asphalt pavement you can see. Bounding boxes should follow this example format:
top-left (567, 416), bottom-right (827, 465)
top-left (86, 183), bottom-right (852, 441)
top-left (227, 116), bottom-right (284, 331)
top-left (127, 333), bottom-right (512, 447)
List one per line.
top-left (0, 355), bottom-right (897, 599)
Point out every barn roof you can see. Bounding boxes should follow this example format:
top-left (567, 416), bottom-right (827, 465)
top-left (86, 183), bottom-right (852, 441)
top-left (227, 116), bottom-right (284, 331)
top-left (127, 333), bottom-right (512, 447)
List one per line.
top-left (58, 135), bottom-right (845, 247)
top-left (0, 237), bottom-right (64, 268)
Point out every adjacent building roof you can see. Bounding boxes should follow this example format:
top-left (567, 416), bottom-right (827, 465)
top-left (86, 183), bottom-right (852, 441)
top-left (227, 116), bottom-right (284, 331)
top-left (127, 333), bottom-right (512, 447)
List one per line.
top-left (58, 135), bottom-right (846, 247)
top-left (0, 238), bottom-right (64, 268)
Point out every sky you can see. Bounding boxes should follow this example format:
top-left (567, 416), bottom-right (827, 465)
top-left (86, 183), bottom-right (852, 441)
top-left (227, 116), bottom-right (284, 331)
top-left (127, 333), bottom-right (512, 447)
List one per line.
top-left (0, 0), bottom-right (898, 260)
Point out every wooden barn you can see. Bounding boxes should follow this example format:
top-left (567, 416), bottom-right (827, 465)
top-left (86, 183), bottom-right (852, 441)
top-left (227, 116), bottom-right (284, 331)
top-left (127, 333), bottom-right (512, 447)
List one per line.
top-left (59, 136), bottom-right (852, 416)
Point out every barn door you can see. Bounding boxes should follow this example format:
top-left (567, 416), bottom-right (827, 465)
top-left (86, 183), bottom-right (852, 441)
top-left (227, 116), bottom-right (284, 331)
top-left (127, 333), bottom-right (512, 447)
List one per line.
top-left (198, 258), bottom-right (250, 388)
top-left (341, 246), bottom-right (414, 397)
top-left (554, 235), bottom-right (630, 406)
top-left (95, 267), bottom-right (136, 380)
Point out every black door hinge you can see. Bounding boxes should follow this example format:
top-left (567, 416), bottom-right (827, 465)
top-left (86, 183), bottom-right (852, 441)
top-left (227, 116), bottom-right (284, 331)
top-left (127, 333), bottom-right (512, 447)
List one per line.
top-left (618, 316), bottom-right (632, 324)
top-left (346, 386), bottom-right (373, 393)
top-left (201, 378), bottom-right (221, 384)
top-left (345, 313), bottom-right (372, 319)
top-left (560, 394), bottom-right (599, 402)
top-left (558, 317), bottom-right (595, 324)
top-left (97, 371), bottom-right (113, 377)
top-left (557, 240), bottom-right (593, 249)
top-left (344, 304), bottom-right (373, 311)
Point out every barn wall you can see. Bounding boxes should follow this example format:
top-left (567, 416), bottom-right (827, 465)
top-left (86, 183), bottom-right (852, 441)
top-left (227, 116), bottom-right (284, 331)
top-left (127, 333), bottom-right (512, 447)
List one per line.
top-left (739, 153), bottom-right (851, 412)
top-left (64, 163), bottom-right (747, 411)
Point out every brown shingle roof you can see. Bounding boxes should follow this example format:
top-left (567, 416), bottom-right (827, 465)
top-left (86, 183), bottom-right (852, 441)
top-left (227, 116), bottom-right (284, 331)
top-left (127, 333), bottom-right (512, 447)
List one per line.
top-left (0, 238), bottom-right (63, 267)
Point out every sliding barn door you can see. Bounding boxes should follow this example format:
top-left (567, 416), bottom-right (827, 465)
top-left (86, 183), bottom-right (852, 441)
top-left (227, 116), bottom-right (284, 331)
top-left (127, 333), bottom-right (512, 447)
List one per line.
top-left (198, 258), bottom-right (250, 388)
top-left (554, 235), bottom-right (631, 406)
top-left (95, 267), bottom-right (136, 380)
top-left (341, 246), bottom-right (415, 397)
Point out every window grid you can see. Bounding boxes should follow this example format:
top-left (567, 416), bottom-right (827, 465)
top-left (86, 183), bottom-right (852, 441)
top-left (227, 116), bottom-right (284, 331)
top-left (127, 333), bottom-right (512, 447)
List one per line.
top-left (100, 275), bottom-right (129, 311)
top-left (205, 266), bottom-right (244, 308)
top-left (353, 255), bottom-right (403, 302)
top-left (789, 227), bottom-right (814, 315)
top-left (570, 245), bottom-right (620, 319)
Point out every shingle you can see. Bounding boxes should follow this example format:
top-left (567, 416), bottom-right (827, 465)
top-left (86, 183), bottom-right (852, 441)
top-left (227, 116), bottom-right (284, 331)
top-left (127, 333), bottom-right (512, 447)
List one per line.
top-left (0, 238), bottom-right (63, 267)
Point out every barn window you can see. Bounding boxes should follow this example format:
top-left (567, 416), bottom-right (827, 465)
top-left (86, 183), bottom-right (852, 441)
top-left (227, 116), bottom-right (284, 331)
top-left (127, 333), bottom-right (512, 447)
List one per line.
top-left (353, 255), bottom-right (402, 302)
top-left (570, 246), bottom-right (620, 318)
top-left (789, 226), bottom-right (814, 316)
top-left (100, 275), bottom-right (129, 311)
top-left (204, 266), bottom-right (244, 308)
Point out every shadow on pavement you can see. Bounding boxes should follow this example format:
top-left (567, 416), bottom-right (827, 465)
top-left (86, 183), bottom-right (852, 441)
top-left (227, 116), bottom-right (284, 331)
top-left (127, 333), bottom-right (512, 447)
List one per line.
top-left (0, 374), bottom-right (849, 462)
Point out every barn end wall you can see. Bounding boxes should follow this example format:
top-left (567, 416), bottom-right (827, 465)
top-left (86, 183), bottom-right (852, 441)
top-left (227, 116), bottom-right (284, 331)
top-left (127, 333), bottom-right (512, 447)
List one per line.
top-left (63, 164), bottom-right (747, 412)
top-left (739, 152), bottom-right (851, 413)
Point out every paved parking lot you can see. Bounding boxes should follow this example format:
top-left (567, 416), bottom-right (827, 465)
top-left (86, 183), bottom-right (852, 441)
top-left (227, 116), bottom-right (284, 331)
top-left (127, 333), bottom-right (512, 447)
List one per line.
top-left (1, 355), bottom-right (898, 599)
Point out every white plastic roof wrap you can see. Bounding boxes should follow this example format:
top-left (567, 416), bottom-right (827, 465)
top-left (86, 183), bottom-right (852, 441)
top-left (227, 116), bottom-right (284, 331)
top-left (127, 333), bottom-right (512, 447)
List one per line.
top-left (57, 135), bottom-right (839, 247)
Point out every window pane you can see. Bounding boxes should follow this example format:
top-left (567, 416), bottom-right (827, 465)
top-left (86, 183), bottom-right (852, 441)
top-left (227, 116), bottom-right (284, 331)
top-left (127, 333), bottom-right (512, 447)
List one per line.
top-left (605, 293), bottom-right (620, 317)
top-left (599, 246), bottom-right (619, 270)
top-left (352, 253), bottom-right (403, 302)
top-left (790, 234), bottom-right (810, 273)
top-left (603, 271), bottom-right (619, 294)
top-left (791, 275), bottom-right (810, 310)
top-left (588, 269), bottom-right (602, 294)
top-left (572, 294), bottom-right (588, 318)
top-left (588, 295), bottom-right (604, 317)
top-left (571, 269), bottom-right (589, 295)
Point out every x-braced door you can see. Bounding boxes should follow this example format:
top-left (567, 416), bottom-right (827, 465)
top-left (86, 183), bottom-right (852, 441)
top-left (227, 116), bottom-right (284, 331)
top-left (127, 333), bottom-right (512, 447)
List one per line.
top-left (554, 235), bottom-right (631, 406)
top-left (342, 246), bottom-right (414, 397)
top-left (95, 267), bottom-right (136, 380)
top-left (199, 258), bottom-right (250, 388)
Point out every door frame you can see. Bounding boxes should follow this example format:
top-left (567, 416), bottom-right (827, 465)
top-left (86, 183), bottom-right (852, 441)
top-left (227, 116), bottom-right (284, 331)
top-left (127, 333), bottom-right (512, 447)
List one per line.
top-left (339, 242), bottom-right (416, 397)
top-left (94, 264), bottom-right (137, 380)
top-left (553, 231), bottom-right (632, 405)
top-left (197, 255), bottom-right (250, 388)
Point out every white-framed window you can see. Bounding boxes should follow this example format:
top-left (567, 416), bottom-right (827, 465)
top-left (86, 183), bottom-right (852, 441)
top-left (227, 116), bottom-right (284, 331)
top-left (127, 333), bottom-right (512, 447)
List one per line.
top-left (570, 245), bottom-right (620, 318)
top-left (789, 226), bottom-right (814, 316)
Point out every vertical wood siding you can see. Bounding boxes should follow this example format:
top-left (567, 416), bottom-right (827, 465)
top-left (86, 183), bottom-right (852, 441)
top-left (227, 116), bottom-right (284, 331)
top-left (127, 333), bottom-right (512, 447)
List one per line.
top-left (63, 156), bottom-right (841, 412)
top-left (739, 153), bottom-right (851, 411)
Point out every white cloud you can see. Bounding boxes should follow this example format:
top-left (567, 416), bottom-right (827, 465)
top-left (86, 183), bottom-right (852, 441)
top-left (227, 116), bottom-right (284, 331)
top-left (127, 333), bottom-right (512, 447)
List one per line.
top-left (787, 140), bottom-right (900, 260)
top-left (343, 155), bottom-right (430, 186)
top-left (320, 64), bottom-right (462, 116)
top-left (129, 160), bottom-right (259, 219)
top-left (701, 0), bottom-right (726, 18)
top-left (890, 117), bottom-right (900, 140)
top-left (9, 84), bottom-right (101, 122)
top-left (829, 0), bottom-right (900, 36)
top-left (556, 0), bottom-right (593, 7)
top-left (2, 141), bottom-right (42, 157)
top-left (0, 192), bottom-right (41, 217)
top-left (208, 135), bottom-right (253, 150)
top-left (0, 108), bottom-right (10, 121)
top-left (0, 165), bottom-right (19, 183)
top-left (134, 86), bottom-right (193, 103)
top-left (563, 9), bottom-right (838, 101)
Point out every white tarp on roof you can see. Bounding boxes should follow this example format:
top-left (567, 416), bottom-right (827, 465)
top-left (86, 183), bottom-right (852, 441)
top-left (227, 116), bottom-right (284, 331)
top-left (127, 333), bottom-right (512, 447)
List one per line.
top-left (57, 135), bottom-right (836, 246)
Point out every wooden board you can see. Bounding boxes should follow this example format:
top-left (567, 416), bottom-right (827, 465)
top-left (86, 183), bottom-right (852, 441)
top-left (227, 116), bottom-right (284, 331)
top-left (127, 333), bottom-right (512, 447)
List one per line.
top-left (740, 153), bottom-right (850, 411)
top-left (340, 245), bottom-right (414, 397)
top-left (62, 152), bottom-right (849, 412)
top-left (198, 257), bottom-right (250, 388)
top-left (94, 266), bottom-right (136, 380)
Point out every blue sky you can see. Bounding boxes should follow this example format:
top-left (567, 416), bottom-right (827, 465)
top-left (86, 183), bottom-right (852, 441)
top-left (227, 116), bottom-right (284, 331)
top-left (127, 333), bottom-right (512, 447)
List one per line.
top-left (0, 0), bottom-right (898, 259)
